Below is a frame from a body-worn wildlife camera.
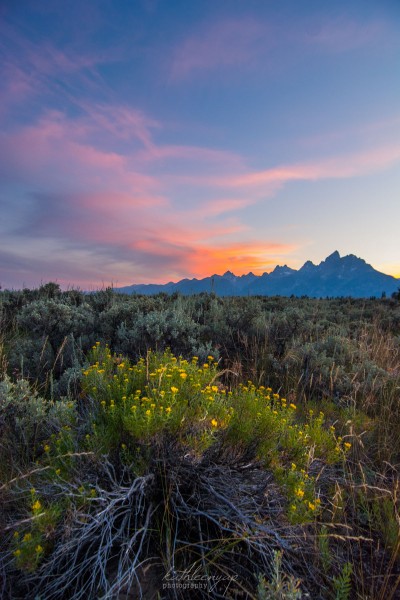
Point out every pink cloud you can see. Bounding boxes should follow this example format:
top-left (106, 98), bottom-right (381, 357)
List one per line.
top-left (74, 102), bottom-right (159, 148)
top-left (137, 143), bottom-right (244, 170)
top-left (214, 144), bottom-right (400, 192)
top-left (0, 19), bottom-right (118, 77)
top-left (305, 17), bottom-right (388, 53)
top-left (0, 63), bottom-right (35, 113)
top-left (170, 17), bottom-right (269, 80)
top-left (193, 197), bottom-right (256, 218)
top-left (3, 91), bottom-right (399, 288)
top-left (0, 110), bottom-right (163, 199)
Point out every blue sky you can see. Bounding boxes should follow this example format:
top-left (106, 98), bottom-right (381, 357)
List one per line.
top-left (1, 0), bottom-right (400, 289)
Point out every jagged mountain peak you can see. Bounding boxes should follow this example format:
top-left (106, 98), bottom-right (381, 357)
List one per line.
top-left (323, 250), bottom-right (341, 264)
top-left (222, 270), bottom-right (236, 280)
top-left (116, 252), bottom-right (399, 298)
top-left (300, 260), bottom-right (316, 271)
top-left (271, 264), bottom-right (296, 276)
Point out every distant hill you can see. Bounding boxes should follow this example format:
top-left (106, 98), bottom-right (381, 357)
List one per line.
top-left (116, 251), bottom-right (400, 298)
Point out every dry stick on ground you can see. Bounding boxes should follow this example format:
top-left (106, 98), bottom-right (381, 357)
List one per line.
top-left (3, 448), bottom-right (359, 599)
top-left (24, 467), bottom-right (157, 600)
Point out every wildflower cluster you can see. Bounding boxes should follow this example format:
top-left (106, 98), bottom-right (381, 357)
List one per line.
top-left (80, 345), bottom-right (352, 524)
top-left (12, 489), bottom-right (62, 572)
top-left (281, 464), bottom-right (322, 524)
top-left (226, 385), bottom-right (352, 523)
top-left (81, 345), bottom-right (230, 452)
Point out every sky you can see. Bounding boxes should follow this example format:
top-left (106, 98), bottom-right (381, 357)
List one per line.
top-left (1, 0), bottom-right (400, 290)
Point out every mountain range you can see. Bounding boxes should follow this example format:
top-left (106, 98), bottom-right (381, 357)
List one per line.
top-left (116, 251), bottom-right (400, 298)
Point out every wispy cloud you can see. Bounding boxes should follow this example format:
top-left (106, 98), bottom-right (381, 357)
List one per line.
top-left (213, 144), bottom-right (400, 192)
top-left (2, 98), bottom-right (400, 289)
top-left (0, 19), bottom-right (121, 122)
top-left (168, 12), bottom-right (396, 83)
top-left (170, 17), bottom-right (269, 80)
top-left (305, 17), bottom-right (388, 53)
top-left (1, 5), bottom-right (400, 290)
top-left (0, 103), bottom-right (255, 287)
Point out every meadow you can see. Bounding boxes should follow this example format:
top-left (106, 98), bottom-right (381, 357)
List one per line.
top-left (0, 284), bottom-right (399, 599)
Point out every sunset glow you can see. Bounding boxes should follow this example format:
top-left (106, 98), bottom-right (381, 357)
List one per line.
top-left (1, 1), bottom-right (399, 289)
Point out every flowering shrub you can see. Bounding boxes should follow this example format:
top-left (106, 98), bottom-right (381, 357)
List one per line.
top-left (81, 344), bottom-right (350, 522)
top-left (81, 344), bottom-right (229, 454)
top-left (11, 489), bottom-right (63, 573)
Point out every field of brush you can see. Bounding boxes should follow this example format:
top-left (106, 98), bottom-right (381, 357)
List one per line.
top-left (0, 284), bottom-right (399, 599)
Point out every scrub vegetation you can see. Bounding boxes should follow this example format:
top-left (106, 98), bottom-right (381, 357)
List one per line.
top-left (0, 284), bottom-right (399, 599)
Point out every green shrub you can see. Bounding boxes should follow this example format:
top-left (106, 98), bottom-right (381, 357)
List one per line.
top-left (0, 376), bottom-right (76, 476)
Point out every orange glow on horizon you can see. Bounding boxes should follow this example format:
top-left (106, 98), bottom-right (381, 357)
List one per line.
top-left (376, 263), bottom-right (400, 280)
top-left (189, 243), bottom-right (295, 278)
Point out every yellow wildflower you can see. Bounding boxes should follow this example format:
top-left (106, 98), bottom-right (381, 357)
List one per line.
top-left (165, 407), bottom-right (172, 414)
top-left (308, 502), bottom-right (316, 511)
top-left (344, 442), bottom-right (352, 450)
top-left (171, 387), bottom-right (179, 394)
top-left (35, 545), bottom-right (44, 554)
top-left (211, 419), bottom-right (218, 427)
top-left (295, 488), bottom-right (304, 499)
top-left (23, 533), bottom-right (32, 542)
top-left (289, 403), bottom-right (297, 410)
top-left (13, 549), bottom-right (21, 557)
top-left (32, 500), bottom-right (42, 512)
top-left (43, 444), bottom-right (50, 453)
top-left (180, 372), bottom-right (187, 379)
